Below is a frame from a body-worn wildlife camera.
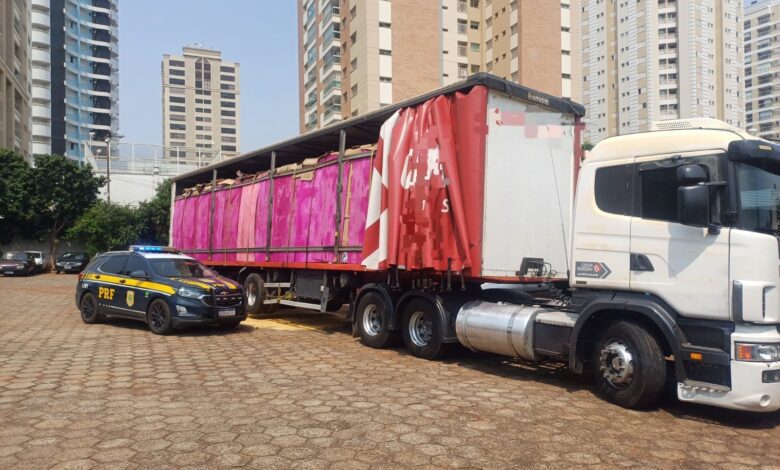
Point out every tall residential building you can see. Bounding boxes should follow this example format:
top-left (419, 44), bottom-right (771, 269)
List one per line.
top-left (744, 0), bottom-right (780, 141)
top-left (298, 0), bottom-right (577, 132)
top-left (0, 0), bottom-right (32, 159)
top-left (162, 46), bottom-right (241, 159)
top-left (581, 0), bottom-right (744, 144)
top-left (30, 0), bottom-right (120, 160)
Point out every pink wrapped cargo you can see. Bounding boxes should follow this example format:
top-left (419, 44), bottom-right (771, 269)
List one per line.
top-left (171, 74), bottom-right (584, 356)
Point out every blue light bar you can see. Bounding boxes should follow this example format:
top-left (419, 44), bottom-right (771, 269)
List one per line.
top-left (129, 245), bottom-right (179, 253)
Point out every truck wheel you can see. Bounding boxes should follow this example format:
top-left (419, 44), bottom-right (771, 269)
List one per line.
top-left (592, 320), bottom-right (666, 409)
top-left (147, 299), bottom-right (173, 335)
top-left (402, 299), bottom-right (449, 360)
top-left (244, 273), bottom-right (266, 315)
top-left (80, 292), bottom-right (101, 324)
top-left (356, 291), bottom-right (398, 348)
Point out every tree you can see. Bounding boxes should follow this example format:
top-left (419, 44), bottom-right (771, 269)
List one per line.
top-left (67, 201), bottom-right (142, 255)
top-left (0, 150), bottom-right (34, 244)
top-left (581, 142), bottom-right (595, 152)
top-left (137, 179), bottom-right (172, 245)
top-left (29, 155), bottom-right (105, 266)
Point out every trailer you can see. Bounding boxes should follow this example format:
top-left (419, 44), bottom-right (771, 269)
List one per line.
top-left (172, 74), bottom-right (780, 412)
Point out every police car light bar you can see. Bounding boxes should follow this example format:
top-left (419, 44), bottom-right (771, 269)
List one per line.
top-left (129, 245), bottom-right (180, 254)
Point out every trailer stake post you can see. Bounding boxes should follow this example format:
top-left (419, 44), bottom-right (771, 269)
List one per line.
top-left (208, 169), bottom-right (217, 260)
top-left (335, 129), bottom-right (346, 262)
top-left (265, 151), bottom-right (276, 262)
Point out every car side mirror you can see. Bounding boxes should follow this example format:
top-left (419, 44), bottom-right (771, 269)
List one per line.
top-left (129, 270), bottom-right (150, 279)
top-left (678, 185), bottom-right (710, 228)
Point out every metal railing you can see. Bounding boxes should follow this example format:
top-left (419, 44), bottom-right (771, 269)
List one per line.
top-left (84, 141), bottom-right (222, 177)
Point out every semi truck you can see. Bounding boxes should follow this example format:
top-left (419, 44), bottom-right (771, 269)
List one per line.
top-left (170, 74), bottom-right (780, 412)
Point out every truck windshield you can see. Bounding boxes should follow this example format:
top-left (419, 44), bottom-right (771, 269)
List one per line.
top-left (148, 258), bottom-right (215, 278)
top-left (738, 162), bottom-right (780, 236)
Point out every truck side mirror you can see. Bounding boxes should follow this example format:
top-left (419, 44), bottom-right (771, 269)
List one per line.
top-left (677, 164), bottom-right (708, 186)
top-left (677, 185), bottom-right (710, 228)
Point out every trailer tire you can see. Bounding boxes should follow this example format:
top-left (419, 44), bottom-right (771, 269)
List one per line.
top-left (402, 299), bottom-right (450, 360)
top-left (356, 291), bottom-right (398, 348)
top-left (244, 273), bottom-right (266, 316)
top-left (592, 320), bottom-right (666, 409)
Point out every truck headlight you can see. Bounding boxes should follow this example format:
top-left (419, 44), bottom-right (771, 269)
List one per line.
top-left (736, 342), bottom-right (780, 362)
top-left (178, 287), bottom-right (205, 299)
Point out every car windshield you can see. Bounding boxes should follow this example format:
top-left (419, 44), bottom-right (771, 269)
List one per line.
top-left (148, 258), bottom-right (215, 278)
top-left (60, 253), bottom-right (84, 261)
top-left (4, 252), bottom-right (27, 261)
top-left (737, 162), bottom-right (780, 236)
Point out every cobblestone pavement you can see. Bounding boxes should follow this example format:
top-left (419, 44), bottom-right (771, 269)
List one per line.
top-left (1, 274), bottom-right (779, 469)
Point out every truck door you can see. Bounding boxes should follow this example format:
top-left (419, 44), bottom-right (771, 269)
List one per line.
top-left (629, 153), bottom-right (730, 321)
top-left (120, 255), bottom-right (151, 317)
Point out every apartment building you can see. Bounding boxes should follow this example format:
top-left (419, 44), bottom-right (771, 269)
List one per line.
top-left (162, 46), bottom-right (240, 159)
top-left (30, 0), bottom-right (120, 160)
top-left (298, 0), bottom-right (576, 132)
top-left (0, 0), bottom-right (32, 159)
top-left (744, 0), bottom-right (780, 141)
top-left (581, 0), bottom-right (744, 144)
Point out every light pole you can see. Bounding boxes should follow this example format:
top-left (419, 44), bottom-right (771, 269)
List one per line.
top-left (104, 135), bottom-right (111, 202)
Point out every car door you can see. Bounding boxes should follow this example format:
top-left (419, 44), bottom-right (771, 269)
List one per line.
top-left (629, 153), bottom-right (730, 321)
top-left (120, 255), bottom-right (151, 317)
top-left (94, 254), bottom-right (128, 316)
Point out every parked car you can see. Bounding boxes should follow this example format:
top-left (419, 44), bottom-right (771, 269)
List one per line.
top-left (25, 251), bottom-right (46, 273)
top-left (56, 252), bottom-right (90, 274)
top-left (0, 252), bottom-right (37, 276)
top-left (76, 245), bottom-right (246, 334)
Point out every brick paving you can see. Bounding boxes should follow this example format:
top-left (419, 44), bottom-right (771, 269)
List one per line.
top-left (0, 273), bottom-right (779, 469)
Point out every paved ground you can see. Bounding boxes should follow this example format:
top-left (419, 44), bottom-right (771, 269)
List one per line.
top-left (1, 273), bottom-right (779, 469)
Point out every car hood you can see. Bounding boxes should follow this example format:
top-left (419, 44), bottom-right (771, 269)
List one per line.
top-left (170, 276), bottom-right (241, 292)
top-left (0, 260), bottom-right (26, 267)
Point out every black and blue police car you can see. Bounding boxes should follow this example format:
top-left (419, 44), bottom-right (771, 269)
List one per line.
top-left (75, 246), bottom-right (246, 334)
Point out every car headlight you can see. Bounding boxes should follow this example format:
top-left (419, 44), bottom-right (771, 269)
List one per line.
top-left (736, 342), bottom-right (780, 362)
top-left (16, 264), bottom-right (25, 269)
top-left (177, 286), bottom-right (206, 299)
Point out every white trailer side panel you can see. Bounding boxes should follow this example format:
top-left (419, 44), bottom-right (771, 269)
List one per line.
top-left (481, 92), bottom-right (576, 277)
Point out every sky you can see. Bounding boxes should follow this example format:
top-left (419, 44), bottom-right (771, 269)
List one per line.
top-left (118, 0), bottom-right (299, 152)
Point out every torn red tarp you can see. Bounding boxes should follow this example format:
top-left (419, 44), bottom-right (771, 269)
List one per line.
top-left (361, 85), bottom-right (487, 276)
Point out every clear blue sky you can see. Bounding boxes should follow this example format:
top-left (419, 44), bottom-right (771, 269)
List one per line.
top-left (118, 1), bottom-right (299, 152)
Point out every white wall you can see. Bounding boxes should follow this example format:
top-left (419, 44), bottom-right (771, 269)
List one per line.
top-left (101, 173), bottom-right (168, 206)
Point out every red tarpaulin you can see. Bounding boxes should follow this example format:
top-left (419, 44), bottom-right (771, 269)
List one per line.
top-left (361, 85), bottom-right (487, 276)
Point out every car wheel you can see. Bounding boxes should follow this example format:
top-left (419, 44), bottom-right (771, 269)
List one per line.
top-left (80, 292), bottom-right (101, 324)
top-left (147, 299), bottom-right (174, 335)
top-left (592, 320), bottom-right (666, 409)
top-left (244, 273), bottom-right (267, 315)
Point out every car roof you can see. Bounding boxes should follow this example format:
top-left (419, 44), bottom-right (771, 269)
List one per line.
top-left (98, 251), bottom-right (195, 261)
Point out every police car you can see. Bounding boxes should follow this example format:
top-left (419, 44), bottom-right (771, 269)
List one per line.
top-left (75, 246), bottom-right (246, 334)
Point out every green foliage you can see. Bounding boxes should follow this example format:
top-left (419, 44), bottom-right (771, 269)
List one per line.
top-left (0, 150), bottom-right (34, 244)
top-left (29, 154), bottom-right (106, 263)
top-left (138, 179), bottom-right (172, 245)
top-left (582, 141), bottom-right (595, 151)
top-left (66, 201), bottom-right (143, 254)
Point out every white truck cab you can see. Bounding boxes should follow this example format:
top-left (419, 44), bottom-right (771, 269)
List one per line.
top-left (570, 118), bottom-right (780, 411)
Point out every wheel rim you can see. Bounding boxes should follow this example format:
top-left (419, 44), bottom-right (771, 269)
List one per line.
top-left (246, 281), bottom-right (257, 307)
top-left (409, 311), bottom-right (433, 347)
top-left (362, 304), bottom-right (382, 336)
top-left (150, 302), bottom-right (168, 330)
top-left (599, 339), bottom-right (635, 389)
top-left (81, 295), bottom-right (96, 320)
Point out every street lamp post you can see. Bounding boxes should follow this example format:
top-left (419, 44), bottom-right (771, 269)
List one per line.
top-left (104, 136), bottom-right (111, 203)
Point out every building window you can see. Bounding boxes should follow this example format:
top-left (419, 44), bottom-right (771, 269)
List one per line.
top-left (169, 96), bottom-right (185, 103)
top-left (221, 101), bottom-right (235, 108)
top-left (169, 124), bottom-right (186, 130)
top-left (220, 66), bottom-right (235, 73)
top-left (458, 19), bottom-right (468, 34)
top-left (221, 145), bottom-right (237, 152)
top-left (169, 60), bottom-right (185, 67)
top-left (379, 49), bottom-right (392, 56)
top-left (379, 22), bottom-right (391, 28)
top-left (220, 74), bottom-right (235, 82)
top-left (169, 68), bottom-right (185, 76)
top-left (221, 110), bottom-right (236, 117)
top-left (195, 58), bottom-right (211, 89)
top-left (221, 118), bottom-right (236, 126)
top-left (169, 78), bottom-right (185, 85)
top-left (380, 76), bottom-right (392, 83)
top-left (221, 128), bottom-right (236, 135)
top-left (220, 92), bottom-right (236, 100)
top-left (169, 115), bottom-right (186, 122)
top-left (169, 105), bottom-right (186, 112)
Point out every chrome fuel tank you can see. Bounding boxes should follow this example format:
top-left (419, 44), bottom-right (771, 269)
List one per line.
top-left (455, 301), bottom-right (560, 360)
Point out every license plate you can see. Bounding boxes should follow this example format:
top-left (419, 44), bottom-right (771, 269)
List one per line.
top-left (218, 309), bottom-right (236, 317)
